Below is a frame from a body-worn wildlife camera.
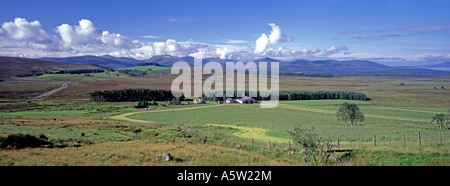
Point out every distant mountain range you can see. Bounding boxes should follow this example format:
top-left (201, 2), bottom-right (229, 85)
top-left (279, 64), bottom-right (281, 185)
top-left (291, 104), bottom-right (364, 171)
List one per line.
top-left (419, 62), bottom-right (450, 72)
top-left (39, 55), bottom-right (142, 69)
top-left (422, 62), bottom-right (450, 68)
top-left (30, 55), bottom-right (450, 75)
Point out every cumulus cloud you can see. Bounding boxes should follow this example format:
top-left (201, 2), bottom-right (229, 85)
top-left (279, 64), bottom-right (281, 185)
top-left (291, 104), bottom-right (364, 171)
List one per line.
top-left (0, 18), bottom-right (59, 51)
top-left (0, 18), bottom-right (355, 62)
top-left (254, 23), bottom-right (295, 54)
top-left (55, 19), bottom-right (142, 53)
top-left (263, 47), bottom-right (322, 60)
top-left (254, 33), bottom-right (270, 54)
top-left (324, 45), bottom-right (348, 54)
top-left (130, 39), bottom-right (208, 59)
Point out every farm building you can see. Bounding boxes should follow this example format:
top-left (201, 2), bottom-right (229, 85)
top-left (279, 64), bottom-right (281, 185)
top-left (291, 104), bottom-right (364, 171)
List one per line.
top-left (226, 98), bottom-right (237, 103)
top-left (193, 98), bottom-right (206, 104)
top-left (236, 97), bottom-right (255, 104)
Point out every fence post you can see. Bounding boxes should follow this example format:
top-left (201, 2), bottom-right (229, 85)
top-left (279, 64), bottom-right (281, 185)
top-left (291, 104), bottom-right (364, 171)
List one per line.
top-left (403, 134), bottom-right (406, 146)
top-left (268, 140), bottom-right (271, 149)
top-left (439, 131), bottom-right (442, 145)
top-left (288, 141), bottom-right (291, 149)
top-left (337, 138), bottom-right (340, 148)
top-left (373, 135), bottom-right (376, 147)
top-left (388, 135), bottom-right (391, 146)
top-left (418, 132), bottom-right (421, 146)
top-left (252, 138), bottom-right (255, 146)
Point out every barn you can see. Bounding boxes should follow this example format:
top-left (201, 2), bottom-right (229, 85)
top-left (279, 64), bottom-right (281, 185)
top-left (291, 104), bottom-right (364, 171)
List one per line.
top-left (236, 97), bottom-right (255, 104)
top-left (193, 98), bottom-right (206, 104)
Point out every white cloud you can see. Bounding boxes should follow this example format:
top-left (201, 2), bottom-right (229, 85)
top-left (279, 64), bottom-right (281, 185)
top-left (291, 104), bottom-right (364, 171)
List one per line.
top-left (263, 47), bottom-right (322, 60)
top-left (0, 18), bottom-right (59, 51)
top-left (130, 39), bottom-right (208, 59)
top-left (254, 33), bottom-right (270, 54)
top-left (324, 45), bottom-right (349, 54)
top-left (254, 23), bottom-right (295, 54)
top-left (0, 18), bottom-right (362, 62)
top-left (141, 35), bottom-right (160, 39)
top-left (55, 19), bottom-right (142, 53)
top-left (268, 23), bottom-right (282, 44)
top-left (223, 39), bottom-right (248, 44)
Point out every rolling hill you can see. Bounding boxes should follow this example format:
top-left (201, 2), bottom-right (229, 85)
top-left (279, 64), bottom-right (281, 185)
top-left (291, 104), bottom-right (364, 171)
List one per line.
top-left (39, 55), bottom-right (141, 68)
top-left (421, 62), bottom-right (450, 72)
top-left (423, 62), bottom-right (450, 68)
top-left (144, 55), bottom-right (450, 75)
top-left (23, 54), bottom-right (450, 75)
top-left (0, 56), bottom-right (104, 79)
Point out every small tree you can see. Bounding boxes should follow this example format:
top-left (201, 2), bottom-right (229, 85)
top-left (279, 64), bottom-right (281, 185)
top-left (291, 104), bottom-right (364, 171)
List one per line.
top-left (336, 102), bottom-right (365, 126)
top-left (432, 113), bottom-right (446, 129)
top-left (288, 126), bottom-right (334, 165)
top-left (446, 109), bottom-right (450, 129)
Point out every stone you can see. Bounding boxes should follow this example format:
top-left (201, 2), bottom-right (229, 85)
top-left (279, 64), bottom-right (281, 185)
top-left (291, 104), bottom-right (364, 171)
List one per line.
top-left (236, 144), bottom-right (242, 149)
top-left (156, 153), bottom-right (173, 161)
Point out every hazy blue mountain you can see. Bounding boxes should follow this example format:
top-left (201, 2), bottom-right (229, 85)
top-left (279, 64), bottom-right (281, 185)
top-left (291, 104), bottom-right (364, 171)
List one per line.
top-left (37, 54), bottom-right (450, 75)
top-left (423, 62), bottom-right (450, 68)
top-left (417, 62), bottom-right (450, 72)
top-left (253, 57), bottom-right (282, 63)
top-left (142, 55), bottom-right (189, 67)
top-left (279, 59), bottom-right (392, 73)
top-left (145, 55), bottom-right (234, 66)
top-left (40, 55), bottom-right (141, 68)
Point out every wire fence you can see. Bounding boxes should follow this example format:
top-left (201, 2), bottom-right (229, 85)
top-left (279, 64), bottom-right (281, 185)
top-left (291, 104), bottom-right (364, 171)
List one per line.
top-left (154, 124), bottom-right (450, 152)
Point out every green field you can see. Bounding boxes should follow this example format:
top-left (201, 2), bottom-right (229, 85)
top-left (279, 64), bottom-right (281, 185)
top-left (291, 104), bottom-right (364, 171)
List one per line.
top-left (118, 65), bottom-right (170, 71)
top-left (122, 100), bottom-right (450, 142)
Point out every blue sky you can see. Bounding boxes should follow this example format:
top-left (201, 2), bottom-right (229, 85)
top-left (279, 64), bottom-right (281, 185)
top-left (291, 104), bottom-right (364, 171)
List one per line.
top-left (0, 0), bottom-right (449, 66)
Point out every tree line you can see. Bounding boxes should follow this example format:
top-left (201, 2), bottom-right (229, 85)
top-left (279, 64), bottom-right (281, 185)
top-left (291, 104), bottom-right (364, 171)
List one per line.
top-left (203, 90), bottom-right (367, 101)
top-left (90, 89), bottom-right (179, 102)
top-left (135, 62), bottom-right (162, 66)
top-left (279, 91), bottom-right (368, 101)
top-left (90, 89), bottom-right (368, 102)
top-left (51, 69), bottom-right (105, 74)
top-left (117, 69), bottom-right (147, 77)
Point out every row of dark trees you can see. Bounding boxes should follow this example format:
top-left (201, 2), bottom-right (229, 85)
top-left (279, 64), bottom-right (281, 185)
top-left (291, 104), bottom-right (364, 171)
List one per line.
top-left (135, 62), bottom-right (162, 66)
top-left (202, 90), bottom-right (368, 101)
top-left (52, 69), bottom-right (105, 74)
top-left (117, 69), bottom-right (147, 77)
top-left (90, 88), bottom-right (368, 102)
top-left (279, 91), bottom-right (368, 101)
top-left (90, 89), bottom-right (180, 102)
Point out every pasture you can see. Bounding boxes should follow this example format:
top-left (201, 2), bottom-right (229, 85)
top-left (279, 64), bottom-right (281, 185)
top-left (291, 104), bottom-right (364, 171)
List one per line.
top-left (123, 100), bottom-right (450, 143)
top-left (117, 65), bottom-right (170, 71)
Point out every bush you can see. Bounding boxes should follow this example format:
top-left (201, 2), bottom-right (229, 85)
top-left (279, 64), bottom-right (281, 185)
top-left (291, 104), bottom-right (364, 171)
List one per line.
top-left (288, 126), bottom-right (335, 165)
top-left (0, 134), bottom-right (53, 149)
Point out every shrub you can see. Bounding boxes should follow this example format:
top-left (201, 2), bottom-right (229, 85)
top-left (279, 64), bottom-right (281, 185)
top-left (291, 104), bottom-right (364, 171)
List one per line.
top-left (0, 134), bottom-right (53, 149)
top-left (288, 126), bottom-right (335, 165)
